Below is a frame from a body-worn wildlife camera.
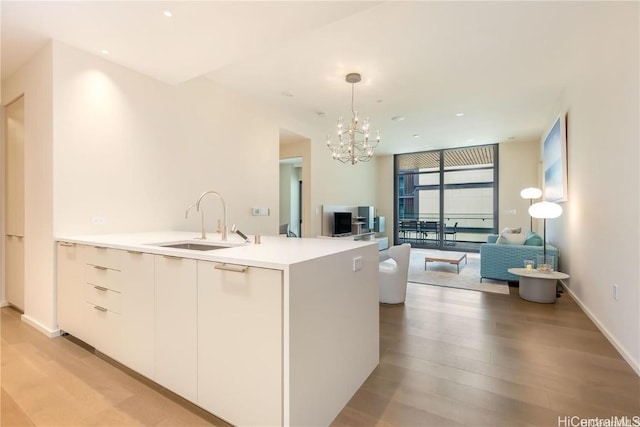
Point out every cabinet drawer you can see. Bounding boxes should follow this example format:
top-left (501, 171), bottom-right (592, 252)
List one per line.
top-left (85, 264), bottom-right (122, 292)
top-left (85, 283), bottom-right (122, 314)
top-left (85, 302), bottom-right (123, 359)
top-left (86, 246), bottom-right (122, 271)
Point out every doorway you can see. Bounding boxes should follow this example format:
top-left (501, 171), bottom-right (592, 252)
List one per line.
top-left (279, 157), bottom-right (302, 237)
top-left (279, 129), bottom-right (310, 238)
top-left (3, 96), bottom-right (25, 310)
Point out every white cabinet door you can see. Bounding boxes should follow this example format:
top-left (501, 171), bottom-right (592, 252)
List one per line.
top-left (197, 261), bottom-right (283, 426)
top-left (155, 255), bottom-right (197, 403)
top-left (57, 242), bottom-right (86, 340)
top-left (5, 235), bottom-right (24, 310)
top-left (4, 96), bottom-right (24, 235)
top-left (119, 250), bottom-right (155, 379)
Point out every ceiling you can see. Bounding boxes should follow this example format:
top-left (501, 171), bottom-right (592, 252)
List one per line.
top-left (1, 1), bottom-right (607, 154)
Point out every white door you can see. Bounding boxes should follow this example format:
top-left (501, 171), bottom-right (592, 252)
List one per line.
top-left (4, 96), bottom-right (25, 310)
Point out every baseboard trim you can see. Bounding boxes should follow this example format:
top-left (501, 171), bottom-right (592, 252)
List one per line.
top-left (560, 280), bottom-right (640, 377)
top-left (20, 314), bottom-right (61, 338)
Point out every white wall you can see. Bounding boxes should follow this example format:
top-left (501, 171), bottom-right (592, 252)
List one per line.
top-left (2, 43), bottom-right (55, 333)
top-left (279, 163), bottom-right (293, 230)
top-left (52, 42), bottom-right (176, 235)
top-left (311, 145), bottom-right (377, 237)
top-left (546, 2), bottom-right (639, 373)
top-left (53, 42), bottom-right (281, 237)
top-left (171, 76), bottom-right (280, 236)
top-left (499, 139), bottom-right (541, 232)
top-left (375, 155), bottom-right (394, 243)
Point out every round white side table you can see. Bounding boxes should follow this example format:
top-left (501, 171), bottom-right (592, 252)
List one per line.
top-left (508, 268), bottom-right (570, 303)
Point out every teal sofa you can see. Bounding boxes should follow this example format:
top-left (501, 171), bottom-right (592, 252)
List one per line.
top-left (480, 234), bottom-right (558, 282)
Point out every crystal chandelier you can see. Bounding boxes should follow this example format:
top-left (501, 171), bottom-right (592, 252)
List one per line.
top-left (326, 73), bottom-right (380, 165)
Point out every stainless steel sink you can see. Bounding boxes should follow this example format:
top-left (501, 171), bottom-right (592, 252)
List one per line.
top-left (150, 242), bottom-right (227, 251)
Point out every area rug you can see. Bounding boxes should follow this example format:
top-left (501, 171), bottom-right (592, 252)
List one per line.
top-left (407, 248), bottom-right (509, 295)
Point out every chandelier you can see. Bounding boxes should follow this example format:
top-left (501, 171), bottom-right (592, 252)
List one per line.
top-left (326, 73), bottom-right (380, 165)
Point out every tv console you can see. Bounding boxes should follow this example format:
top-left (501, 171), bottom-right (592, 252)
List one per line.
top-left (333, 232), bottom-right (388, 251)
top-left (322, 204), bottom-right (389, 251)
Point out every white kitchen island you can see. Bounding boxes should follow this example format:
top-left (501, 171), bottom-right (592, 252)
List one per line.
top-left (55, 231), bottom-right (379, 426)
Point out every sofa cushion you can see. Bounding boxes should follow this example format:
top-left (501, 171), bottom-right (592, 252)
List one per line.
top-left (501, 227), bottom-right (522, 234)
top-left (496, 231), bottom-right (526, 245)
top-left (524, 231), bottom-right (543, 246)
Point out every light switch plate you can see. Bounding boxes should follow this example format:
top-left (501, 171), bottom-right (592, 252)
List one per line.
top-left (353, 256), bottom-right (363, 272)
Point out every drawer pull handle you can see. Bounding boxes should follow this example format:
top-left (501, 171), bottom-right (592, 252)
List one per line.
top-left (6, 234), bottom-right (24, 239)
top-left (127, 250), bottom-right (143, 255)
top-left (93, 246), bottom-right (106, 249)
top-left (162, 255), bottom-right (182, 260)
top-left (94, 306), bottom-right (107, 312)
top-left (94, 285), bottom-right (108, 292)
top-left (93, 266), bottom-right (108, 271)
top-left (214, 264), bottom-right (248, 273)
top-left (59, 242), bottom-right (75, 247)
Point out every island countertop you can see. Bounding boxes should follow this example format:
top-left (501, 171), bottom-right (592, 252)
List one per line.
top-left (55, 231), bottom-right (377, 270)
top-left (55, 230), bottom-right (380, 425)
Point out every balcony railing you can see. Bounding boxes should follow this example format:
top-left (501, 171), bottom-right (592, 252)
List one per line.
top-left (397, 213), bottom-right (495, 247)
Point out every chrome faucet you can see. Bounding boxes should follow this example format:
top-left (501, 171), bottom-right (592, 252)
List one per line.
top-left (195, 191), bottom-right (228, 241)
top-left (185, 202), bottom-right (207, 240)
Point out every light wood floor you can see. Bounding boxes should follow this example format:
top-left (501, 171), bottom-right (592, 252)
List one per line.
top-left (2, 284), bottom-right (639, 426)
top-left (0, 307), bottom-right (230, 427)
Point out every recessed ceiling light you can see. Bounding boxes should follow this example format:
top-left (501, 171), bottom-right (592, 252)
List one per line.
top-left (467, 139), bottom-right (474, 142)
top-left (391, 115), bottom-right (405, 122)
top-left (376, 99), bottom-right (383, 103)
top-left (317, 112), bottom-right (326, 118)
top-left (101, 49), bottom-right (110, 55)
top-left (163, 10), bottom-right (173, 17)
top-left (413, 134), bottom-right (420, 138)
top-left (508, 136), bottom-right (516, 140)
top-left (456, 113), bottom-right (464, 117)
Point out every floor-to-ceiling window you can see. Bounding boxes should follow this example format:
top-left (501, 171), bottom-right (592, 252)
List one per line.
top-left (394, 144), bottom-right (498, 252)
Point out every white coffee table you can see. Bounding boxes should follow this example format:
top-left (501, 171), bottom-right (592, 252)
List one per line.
top-left (508, 268), bottom-right (570, 303)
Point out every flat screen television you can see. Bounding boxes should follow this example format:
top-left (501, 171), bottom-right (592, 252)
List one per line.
top-left (333, 212), bottom-right (352, 236)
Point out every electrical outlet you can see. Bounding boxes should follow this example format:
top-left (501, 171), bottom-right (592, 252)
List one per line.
top-left (252, 208), bottom-right (260, 216)
top-left (259, 207), bottom-right (270, 216)
top-left (91, 216), bottom-right (106, 225)
top-left (612, 284), bottom-right (619, 301)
